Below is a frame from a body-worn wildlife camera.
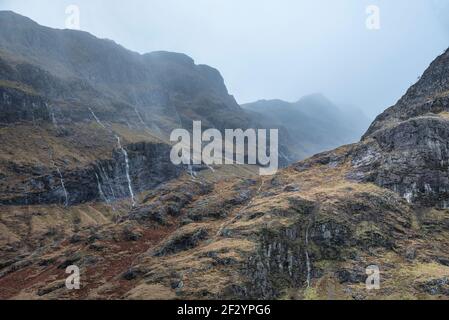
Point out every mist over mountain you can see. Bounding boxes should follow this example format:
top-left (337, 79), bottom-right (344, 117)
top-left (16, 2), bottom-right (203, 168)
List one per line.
top-left (0, 10), bottom-right (251, 135)
top-left (243, 94), bottom-right (371, 159)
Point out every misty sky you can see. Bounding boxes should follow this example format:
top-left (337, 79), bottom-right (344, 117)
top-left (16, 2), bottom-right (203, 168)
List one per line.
top-left (1, 0), bottom-right (448, 118)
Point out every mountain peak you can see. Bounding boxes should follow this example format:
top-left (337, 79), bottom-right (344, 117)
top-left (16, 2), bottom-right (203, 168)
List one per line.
top-left (296, 93), bottom-right (330, 104)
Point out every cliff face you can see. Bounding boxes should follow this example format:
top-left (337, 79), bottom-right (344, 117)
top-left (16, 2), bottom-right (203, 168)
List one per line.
top-left (0, 142), bottom-right (181, 206)
top-left (352, 48), bottom-right (449, 208)
top-left (0, 10), bottom-right (259, 212)
top-left (0, 11), bottom-right (250, 133)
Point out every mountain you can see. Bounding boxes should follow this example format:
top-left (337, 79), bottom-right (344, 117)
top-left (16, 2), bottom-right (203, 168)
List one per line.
top-left (2, 11), bottom-right (449, 300)
top-left (243, 94), bottom-right (371, 160)
top-left (0, 11), bottom-right (253, 133)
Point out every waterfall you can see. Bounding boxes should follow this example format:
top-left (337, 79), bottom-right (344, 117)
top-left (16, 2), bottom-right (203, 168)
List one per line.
top-left (46, 104), bottom-right (58, 128)
top-left (134, 106), bottom-right (146, 127)
top-left (95, 172), bottom-right (109, 204)
top-left (50, 112), bottom-right (57, 127)
top-left (133, 106), bottom-right (163, 138)
top-left (98, 164), bottom-right (117, 201)
top-left (116, 135), bottom-right (136, 207)
top-left (56, 167), bottom-right (69, 207)
top-left (187, 164), bottom-right (197, 179)
top-left (404, 191), bottom-right (413, 204)
top-left (89, 107), bottom-right (106, 129)
top-left (305, 224), bottom-right (312, 288)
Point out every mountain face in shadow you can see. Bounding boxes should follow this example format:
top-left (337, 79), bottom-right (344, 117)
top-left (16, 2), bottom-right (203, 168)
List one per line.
top-left (0, 10), bottom-right (251, 134)
top-left (243, 93), bottom-right (371, 160)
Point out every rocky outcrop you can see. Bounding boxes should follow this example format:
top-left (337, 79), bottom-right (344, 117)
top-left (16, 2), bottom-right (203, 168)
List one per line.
top-left (344, 49), bottom-right (449, 208)
top-left (0, 86), bottom-right (50, 125)
top-left (0, 142), bottom-right (181, 206)
top-left (349, 115), bottom-right (449, 208)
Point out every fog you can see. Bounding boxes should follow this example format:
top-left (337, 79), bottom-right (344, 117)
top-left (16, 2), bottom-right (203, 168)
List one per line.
top-left (1, 0), bottom-right (448, 117)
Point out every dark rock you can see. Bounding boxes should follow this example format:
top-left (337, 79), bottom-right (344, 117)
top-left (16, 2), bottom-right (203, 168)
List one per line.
top-left (37, 281), bottom-right (65, 296)
top-left (417, 277), bottom-right (449, 296)
top-left (122, 269), bottom-right (140, 281)
top-left (57, 253), bottom-right (82, 269)
top-left (336, 268), bottom-right (366, 284)
top-left (283, 184), bottom-right (300, 192)
top-left (437, 257), bottom-right (449, 266)
top-left (122, 227), bottom-right (143, 242)
top-left (170, 279), bottom-right (184, 290)
top-left (153, 228), bottom-right (209, 257)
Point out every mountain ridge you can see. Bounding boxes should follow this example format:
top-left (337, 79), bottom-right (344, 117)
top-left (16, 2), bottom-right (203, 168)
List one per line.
top-left (243, 94), bottom-right (370, 159)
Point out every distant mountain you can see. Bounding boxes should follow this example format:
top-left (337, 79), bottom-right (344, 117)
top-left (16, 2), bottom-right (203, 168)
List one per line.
top-left (243, 93), bottom-right (371, 159)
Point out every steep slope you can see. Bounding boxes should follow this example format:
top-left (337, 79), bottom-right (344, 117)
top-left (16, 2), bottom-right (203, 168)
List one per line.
top-left (0, 10), bottom-right (284, 208)
top-left (353, 48), bottom-right (449, 208)
top-left (0, 11), bottom-right (249, 132)
top-left (243, 94), bottom-right (371, 160)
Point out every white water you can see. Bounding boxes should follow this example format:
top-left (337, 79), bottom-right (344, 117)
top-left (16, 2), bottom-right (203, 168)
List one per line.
top-left (133, 106), bottom-right (163, 138)
top-left (56, 167), bottom-right (69, 207)
top-left (305, 224), bottom-right (311, 288)
top-left (187, 164), bottom-right (198, 179)
top-left (404, 191), bottom-right (413, 204)
top-left (50, 111), bottom-right (58, 127)
top-left (116, 136), bottom-right (136, 207)
top-left (98, 164), bottom-right (116, 201)
top-left (46, 104), bottom-right (58, 127)
top-left (89, 107), bottom-right (106, 128)
top-left (134, 107), bottom-right (146, 127)
top-left (95, 172), bottom-right (109, 204)
top-left (48, 106), bottom-right (58, 128)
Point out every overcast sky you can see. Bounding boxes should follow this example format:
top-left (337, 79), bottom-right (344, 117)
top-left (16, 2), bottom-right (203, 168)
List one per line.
top-left (1, 0), bottom-right (448, 117)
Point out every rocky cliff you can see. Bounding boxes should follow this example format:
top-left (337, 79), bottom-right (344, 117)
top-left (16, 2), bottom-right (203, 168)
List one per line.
top-left (352, 48), bottom-right (449, 208)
